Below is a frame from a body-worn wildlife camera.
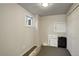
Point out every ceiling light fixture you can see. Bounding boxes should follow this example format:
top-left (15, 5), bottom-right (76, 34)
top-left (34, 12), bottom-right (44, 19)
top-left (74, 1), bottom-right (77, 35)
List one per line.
top-left (41, 3), bottom-right (48, 7)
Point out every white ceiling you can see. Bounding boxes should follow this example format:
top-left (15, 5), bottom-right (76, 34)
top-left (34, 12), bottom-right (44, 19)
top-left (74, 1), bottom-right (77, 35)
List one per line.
top-left (19, 3), bottom-right (72, 16)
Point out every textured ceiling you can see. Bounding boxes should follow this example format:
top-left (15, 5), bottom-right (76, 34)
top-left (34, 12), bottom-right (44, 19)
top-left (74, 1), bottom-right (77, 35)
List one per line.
top-left (19, 3), bottom-right (72, 16)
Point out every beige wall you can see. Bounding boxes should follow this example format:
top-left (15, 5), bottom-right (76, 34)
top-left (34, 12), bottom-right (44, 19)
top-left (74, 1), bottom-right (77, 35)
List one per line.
top-left (39, 15), bottom-right (66, 45)
top-left (33, 15), bottom-right (41, 47)
top-left (0, 4), bottom-right (40, 56)
top-left (67, 4), bottom-right (79, 56)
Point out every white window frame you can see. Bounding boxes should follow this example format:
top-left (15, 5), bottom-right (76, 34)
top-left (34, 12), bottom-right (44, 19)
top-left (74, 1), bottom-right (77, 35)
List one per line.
top-left (25, 16), bottom-right (33, 27)
top-left (54, 22), bottom-right (66, 33)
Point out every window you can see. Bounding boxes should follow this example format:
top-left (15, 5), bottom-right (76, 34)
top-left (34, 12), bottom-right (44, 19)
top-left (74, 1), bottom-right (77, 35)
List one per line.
top-left (25, 16), bottom-right (33, 27)
top-left (54, 22), bottom-right (66, 33)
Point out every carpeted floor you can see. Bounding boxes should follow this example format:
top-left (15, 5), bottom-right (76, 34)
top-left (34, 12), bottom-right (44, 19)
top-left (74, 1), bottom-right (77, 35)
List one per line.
top-left (37, 46), bottom-right (71, 56)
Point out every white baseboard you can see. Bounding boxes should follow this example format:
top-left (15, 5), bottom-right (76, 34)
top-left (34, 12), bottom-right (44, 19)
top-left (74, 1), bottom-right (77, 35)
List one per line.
top-left (20, 46), bottom-right (41, 56)
top-left (42, 43), bottom-right (49, 46)
top-left (29, 46), bottom-right (41, 56)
